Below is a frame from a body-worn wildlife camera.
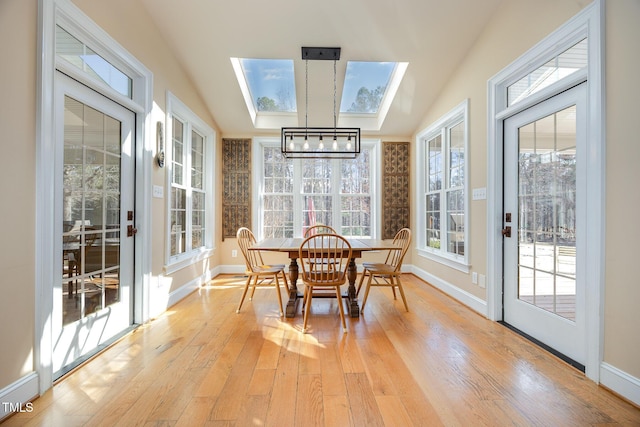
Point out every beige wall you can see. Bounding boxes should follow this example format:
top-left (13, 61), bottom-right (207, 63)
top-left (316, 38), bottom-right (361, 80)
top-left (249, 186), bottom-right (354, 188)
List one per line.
top-left (0, 0), bottom-right (38, 389)
top-left (603, 0), bottom-right (640, 378)
top-left (1, 0), bottom-right (638, 403)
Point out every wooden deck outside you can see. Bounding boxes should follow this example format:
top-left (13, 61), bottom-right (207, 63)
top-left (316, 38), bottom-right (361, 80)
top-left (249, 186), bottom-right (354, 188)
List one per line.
top-left (4, 274), bottom-right (639, 426)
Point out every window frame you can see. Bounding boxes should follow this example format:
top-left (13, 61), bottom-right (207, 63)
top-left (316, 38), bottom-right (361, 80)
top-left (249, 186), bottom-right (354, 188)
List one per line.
top-left (415, 99), bottom-right (470, 272)
top-left (252, 137), bottom-right (380, 240)
top-left (164, 91), bottom-right (216, 273)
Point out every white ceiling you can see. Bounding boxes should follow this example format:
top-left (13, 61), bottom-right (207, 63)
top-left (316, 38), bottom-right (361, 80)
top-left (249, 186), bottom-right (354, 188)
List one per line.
top-left (139, 0), bottom-right (503, 137)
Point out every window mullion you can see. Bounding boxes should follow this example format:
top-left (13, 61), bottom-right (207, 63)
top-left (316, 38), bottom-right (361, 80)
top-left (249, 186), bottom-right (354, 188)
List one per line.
top-left (184, 124), bottom-right (193, 252)
top-left (293, 159), bottom-right (302, 236)
top-left (442, 127), bottom-right (450, 255)
top-left (333, 158), bottom-right (341, 232)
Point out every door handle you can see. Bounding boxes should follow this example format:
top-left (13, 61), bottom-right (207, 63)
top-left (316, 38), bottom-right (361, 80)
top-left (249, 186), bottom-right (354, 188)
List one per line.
top-left (127, 225), bottom-right (138, 237)
top-left (502, 226), bottom-right (511, 238)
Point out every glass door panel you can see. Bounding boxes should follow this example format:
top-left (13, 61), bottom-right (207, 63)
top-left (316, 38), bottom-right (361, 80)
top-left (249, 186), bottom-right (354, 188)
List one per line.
top-left (517, 106), bottom-right (577, 321)
top-left (503, 82), bottom-right (586, 366)
top-left (54, 73), bottom-right (134, 376)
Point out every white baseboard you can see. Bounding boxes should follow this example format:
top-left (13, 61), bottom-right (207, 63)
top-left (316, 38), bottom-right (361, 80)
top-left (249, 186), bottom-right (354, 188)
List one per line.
top-left (218, 265), bottom-right (246, 275)
top-left (0, 372), bottom-right (39, 421)
top-left (150, 265), bottom-right (224, 318)
top-left (600, 362), bottom-right (640, 407)
top-left (409, 264), bottom-right (488, 316)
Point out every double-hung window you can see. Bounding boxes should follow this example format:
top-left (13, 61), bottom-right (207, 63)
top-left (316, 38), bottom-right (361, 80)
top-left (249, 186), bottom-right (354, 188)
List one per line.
top-left (166, 92), bottom-right (215, 270)
top-left (416, 100), bottom-right (469, 270)
top-left (257, 139), bottom-right (376, 239)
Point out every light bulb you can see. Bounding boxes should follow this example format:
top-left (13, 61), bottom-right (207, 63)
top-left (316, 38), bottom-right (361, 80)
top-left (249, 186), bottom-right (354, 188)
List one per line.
top-left (332, 138), bottom-right (338, 150)
top-left (303, 137), bottom-right (309, 150)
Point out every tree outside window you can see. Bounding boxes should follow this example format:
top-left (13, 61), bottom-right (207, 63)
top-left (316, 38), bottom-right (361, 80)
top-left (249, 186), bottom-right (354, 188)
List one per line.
top-left (260, 144), bottom-right (374, 239)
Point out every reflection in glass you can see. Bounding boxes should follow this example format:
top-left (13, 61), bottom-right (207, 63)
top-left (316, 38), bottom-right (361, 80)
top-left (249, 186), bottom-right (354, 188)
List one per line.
top-left (517, 106), bottom-right (577, 321)
top-left (508, 38), bottom-right (587, 106)
top-left (61, 95), bottom-right (122, 325)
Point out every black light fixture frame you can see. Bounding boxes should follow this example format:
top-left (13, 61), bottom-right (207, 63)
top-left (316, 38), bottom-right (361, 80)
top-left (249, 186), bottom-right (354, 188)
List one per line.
top-left (281, 126), bottom-right (361, 159)
top-left (281, 47), bottom-right (361, 160)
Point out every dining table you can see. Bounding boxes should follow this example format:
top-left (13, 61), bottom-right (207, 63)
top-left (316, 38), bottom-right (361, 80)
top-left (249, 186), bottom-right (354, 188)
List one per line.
top-left (250, 237), bottom-right (398, 318)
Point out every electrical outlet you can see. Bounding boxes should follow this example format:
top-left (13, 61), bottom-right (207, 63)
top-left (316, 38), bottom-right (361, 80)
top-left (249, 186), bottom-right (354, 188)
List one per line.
top-left (479, 274), bottom-right (486, 288)
top-left (472, 271), bottom-right (478, 284)
top-left (231, 250), bottom-right (237, 258)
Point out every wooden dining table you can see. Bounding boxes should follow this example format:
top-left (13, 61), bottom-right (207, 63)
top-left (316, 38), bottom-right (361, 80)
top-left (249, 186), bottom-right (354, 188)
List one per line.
top-left (251, 237), bottom-right (398, 318)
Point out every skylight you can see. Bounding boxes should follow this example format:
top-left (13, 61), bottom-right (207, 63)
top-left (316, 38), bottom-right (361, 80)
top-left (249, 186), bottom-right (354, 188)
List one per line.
top-left (231, 57), bottom-right (407, 131)
top-left (238, 58), bottom-right (297, 113)
top-left (340, 61), bottom-right (397, 114)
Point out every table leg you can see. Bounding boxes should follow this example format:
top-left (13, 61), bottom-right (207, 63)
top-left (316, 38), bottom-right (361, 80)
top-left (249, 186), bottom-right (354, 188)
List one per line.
top-left (67, 256), bottom-right (76, 299)
top-left (346, 257), bottom-right (360, 317)
top-left (285, 258), bottom-right (300, 318)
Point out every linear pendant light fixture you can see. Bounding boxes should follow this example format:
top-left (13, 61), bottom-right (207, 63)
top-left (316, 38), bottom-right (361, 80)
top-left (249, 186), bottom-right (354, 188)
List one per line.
top-left (281, 47), bottom-right (361, 159)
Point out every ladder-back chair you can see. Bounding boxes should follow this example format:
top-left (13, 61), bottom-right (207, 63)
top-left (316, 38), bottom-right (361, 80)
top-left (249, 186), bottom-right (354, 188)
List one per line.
top-left (299, 233), bottom-right (352, 333)
top-left (357, 228), bottom-right (411, 311)
top-left (236, 227), bottom-right (287, 316)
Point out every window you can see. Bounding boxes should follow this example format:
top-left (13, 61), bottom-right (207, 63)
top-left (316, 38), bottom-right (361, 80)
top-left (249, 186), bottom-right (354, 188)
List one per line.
top-left (416, 100), bottom-right (469, 270)
top-left (507, 38), bottom-right (587, 107)
top-left (340, 61), bottom-right (397, 114)
top-left (166, 93), bottom-right (215, 270)
top-left (230, 58), bottom-right (298, 129)
top-left (56, 25), bottom-right (132, 99)
top-left (339, 61), bottom-right (408, 132)
top-left (231, 57), bottom-right (407, 132)
top-left (257, 140), bottom-right (376, 239)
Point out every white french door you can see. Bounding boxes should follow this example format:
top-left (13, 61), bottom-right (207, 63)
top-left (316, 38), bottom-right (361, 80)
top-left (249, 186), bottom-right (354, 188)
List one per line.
top-left (503, 83), bottom-right (587, 366)
top-left (53, 72), bottom-right (136, 376)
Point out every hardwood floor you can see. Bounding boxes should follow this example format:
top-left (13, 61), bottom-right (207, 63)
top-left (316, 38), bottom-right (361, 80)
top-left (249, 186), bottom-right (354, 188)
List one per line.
top-left (5, 274), bottom-right (640, 426)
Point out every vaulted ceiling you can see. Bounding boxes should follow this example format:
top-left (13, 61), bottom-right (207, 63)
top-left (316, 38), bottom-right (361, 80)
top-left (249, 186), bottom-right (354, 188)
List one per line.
top-left (139, 0), bottom-right (503, 137)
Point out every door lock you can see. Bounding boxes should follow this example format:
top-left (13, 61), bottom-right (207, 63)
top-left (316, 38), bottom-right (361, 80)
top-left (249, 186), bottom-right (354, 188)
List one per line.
top-left (502, 226), bottom-right (511, 238)
top-left (127, 224), bottom-right (138, 237)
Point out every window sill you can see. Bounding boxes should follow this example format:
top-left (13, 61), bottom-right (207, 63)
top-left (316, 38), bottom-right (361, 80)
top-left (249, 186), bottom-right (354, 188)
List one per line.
top-left (417, 248), bottom-right (470, 273)
top-left (164, 247), bottom-right (216, 275)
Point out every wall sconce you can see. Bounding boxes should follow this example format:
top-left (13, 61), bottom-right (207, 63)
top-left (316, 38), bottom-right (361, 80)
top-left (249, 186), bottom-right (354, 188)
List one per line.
top-left (156, 121), bottom-right (165, 168)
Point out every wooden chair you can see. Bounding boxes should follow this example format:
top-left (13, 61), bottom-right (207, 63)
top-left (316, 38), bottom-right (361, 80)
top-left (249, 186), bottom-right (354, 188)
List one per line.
top-left (303, 224), bottom-right (337, 237)
top-left (236, 227), bottom-right (287, 316)
top-left (357, 228), bottom-right (411, 311)
top-left (299, 233), bottom-right (352, 333)
top-left (64, 228), bottom-right (99, 297)
top-left (303, 224), bottom-right (339, 272)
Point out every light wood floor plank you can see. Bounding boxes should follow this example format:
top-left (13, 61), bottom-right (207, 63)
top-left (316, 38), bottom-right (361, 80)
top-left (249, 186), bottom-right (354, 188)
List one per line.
top-left (344, 372), bottom-right (386, 426)
top-left (295, 374), bottom-right (325, 426)
top-left (323, 395), bottom-right (352, 427)
top-left (4, 274), bottom-right (639, 426)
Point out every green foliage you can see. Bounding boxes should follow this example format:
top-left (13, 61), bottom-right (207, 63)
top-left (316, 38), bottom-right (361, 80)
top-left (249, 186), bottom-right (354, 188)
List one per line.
top-left (256, 96), bottom-right (278, 112)
top-left (348, 85), bottom-right (386, 113)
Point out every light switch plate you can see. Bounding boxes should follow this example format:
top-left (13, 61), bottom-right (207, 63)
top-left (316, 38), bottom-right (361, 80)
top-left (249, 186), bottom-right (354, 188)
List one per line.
top-left (153, 185), bottom-right (164, 198)
top-left (472, 187), bottom-right (486, 200)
